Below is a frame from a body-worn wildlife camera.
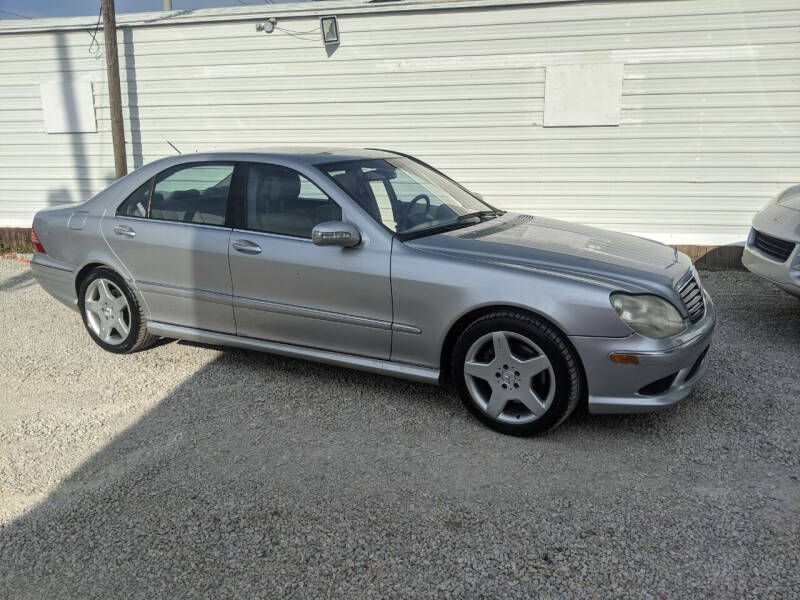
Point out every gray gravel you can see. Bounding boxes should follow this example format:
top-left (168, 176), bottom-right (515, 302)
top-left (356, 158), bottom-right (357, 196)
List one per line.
top-left (0, 257), bottom-right (798, 599)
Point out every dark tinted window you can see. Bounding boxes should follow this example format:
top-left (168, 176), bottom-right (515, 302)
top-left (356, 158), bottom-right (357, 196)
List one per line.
top-left (245, 164), bottom-right (341, 238)
top-left (150, 163), bottom-right (234, 225)
top-left (116, 179), bottom-right (151, 218)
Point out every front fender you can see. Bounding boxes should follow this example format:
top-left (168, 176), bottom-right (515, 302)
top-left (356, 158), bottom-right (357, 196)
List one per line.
top-left (390, 242), bottom-right (631, 369)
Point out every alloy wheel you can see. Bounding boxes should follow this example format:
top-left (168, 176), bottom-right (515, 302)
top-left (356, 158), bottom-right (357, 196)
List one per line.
top-left (463, 330), bottom-right (556, 424)
top-left (83, 278), bottom-right (131, 346)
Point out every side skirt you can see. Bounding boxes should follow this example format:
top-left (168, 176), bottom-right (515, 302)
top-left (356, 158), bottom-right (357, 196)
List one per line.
top-left (146, 321), bottom-right (441, 385)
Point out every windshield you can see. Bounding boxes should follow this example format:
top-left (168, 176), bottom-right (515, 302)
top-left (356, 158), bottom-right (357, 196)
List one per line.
top-left (317, 157), bottom-right (501, 239)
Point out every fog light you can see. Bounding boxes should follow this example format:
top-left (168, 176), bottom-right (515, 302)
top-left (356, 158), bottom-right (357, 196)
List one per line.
top-left (610, 353), bottom-right (639, 365)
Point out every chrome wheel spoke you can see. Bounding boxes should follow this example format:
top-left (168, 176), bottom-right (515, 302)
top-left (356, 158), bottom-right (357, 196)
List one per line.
top-left (97, 279), bottom-right (112, 302)
top-left (84, 299), bottom-right (102, 318)
top-left (519, 389), bottom-right (548, 417)
top-left (485, 392), bottom-right (507, 418)
top-left (492, 331), bottom-right (512, 361)
top-left (464, 360), bottom-right (496, 381)
top-left (112, 295), bottom-right (128, 311)
top-left (113, 316), bottom-right (129, 338)
top-left (517, 355), bottom-right (551, 379)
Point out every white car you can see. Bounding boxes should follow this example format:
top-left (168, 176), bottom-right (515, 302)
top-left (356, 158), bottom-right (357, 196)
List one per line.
top-left (742, 185), bottom-right (800, 297)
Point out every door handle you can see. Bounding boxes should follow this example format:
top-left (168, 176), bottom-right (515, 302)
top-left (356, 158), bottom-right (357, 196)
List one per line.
top-left (232, 239), bottom-right (262, 255)
top-left (114, 225), bottom-right (136, 238)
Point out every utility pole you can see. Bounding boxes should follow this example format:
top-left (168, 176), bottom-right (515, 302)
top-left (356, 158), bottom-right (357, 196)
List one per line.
top-left (101, 0), bottom-right (127, 178)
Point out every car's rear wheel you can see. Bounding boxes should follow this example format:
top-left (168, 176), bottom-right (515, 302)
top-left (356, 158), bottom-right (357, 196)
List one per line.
top-left (452, 311), bottom-right (582, 436)
top-left (78, 267), bottom-right (157, 354)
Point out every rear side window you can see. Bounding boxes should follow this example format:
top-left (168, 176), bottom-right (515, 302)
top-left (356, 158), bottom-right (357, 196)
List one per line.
top-left (244, 163), bottom-right (341, 238)
top-left (116, 180), bottom-right (151, 218)
top-left (150, 163), bottom-right (234, 225)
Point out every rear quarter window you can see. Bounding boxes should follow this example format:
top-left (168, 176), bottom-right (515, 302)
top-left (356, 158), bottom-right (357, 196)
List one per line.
top-left (116, 179), bottom-right (151, 218)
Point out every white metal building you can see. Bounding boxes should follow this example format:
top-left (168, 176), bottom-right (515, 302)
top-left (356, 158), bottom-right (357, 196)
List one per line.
top-left (1, 0), bottom-right (799, 246)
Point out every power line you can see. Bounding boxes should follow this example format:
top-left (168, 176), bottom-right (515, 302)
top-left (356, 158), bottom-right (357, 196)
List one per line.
top-left (0, 8), bottom-right (32, 19)
top-left (88, 5), bottom-right (103, 56)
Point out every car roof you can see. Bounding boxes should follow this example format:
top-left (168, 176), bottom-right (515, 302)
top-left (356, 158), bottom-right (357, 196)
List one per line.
top-left (164, 147), bottom-right (402, 166)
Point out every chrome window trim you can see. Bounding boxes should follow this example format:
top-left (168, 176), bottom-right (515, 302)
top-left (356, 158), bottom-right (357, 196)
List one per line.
top-left (116, 214), bottom-right (233, 231)
top-left (231, 227), bottom-right (314, 244)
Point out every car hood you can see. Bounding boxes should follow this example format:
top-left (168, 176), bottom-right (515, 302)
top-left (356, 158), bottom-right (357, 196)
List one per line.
top-left (406, 213), bottom-right (690, 293)
top-left (752, 195), bottom-right (800, 242)
top-left (776, 185), bottom-right (800, 211)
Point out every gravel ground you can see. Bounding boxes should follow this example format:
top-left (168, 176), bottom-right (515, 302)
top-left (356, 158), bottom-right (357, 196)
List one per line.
top-left (0, 257), bottom-right (798, 599)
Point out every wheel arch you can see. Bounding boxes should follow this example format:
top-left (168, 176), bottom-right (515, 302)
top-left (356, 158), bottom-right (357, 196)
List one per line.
top-left (438, 304), bottom-right (586, 388)
top-left (74, 261), bottom-right (115, 296)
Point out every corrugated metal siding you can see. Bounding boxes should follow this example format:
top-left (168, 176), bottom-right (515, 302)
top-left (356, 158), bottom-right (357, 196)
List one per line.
top-left (1, 0), bottom-right (799, 244)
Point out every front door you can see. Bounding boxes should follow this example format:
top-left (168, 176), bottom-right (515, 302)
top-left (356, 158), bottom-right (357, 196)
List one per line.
top-left (102, 162), bottom-right (236, 333)
top-left (228, 162), bottom-right (392, 359)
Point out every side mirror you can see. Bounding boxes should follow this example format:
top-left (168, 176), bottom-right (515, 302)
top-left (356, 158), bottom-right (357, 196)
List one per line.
top-left (311, 221), bottom-right (361, 247)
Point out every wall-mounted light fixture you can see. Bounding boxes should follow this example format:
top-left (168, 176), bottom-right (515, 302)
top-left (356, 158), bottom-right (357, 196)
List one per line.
top-left (320, 16), bottom-right (339, 45)
top-left (255, 18), bottom-right (276, 34)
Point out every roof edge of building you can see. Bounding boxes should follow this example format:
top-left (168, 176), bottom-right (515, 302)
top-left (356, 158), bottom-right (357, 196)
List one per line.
top-left (0, 0), bottom-right (593, 34)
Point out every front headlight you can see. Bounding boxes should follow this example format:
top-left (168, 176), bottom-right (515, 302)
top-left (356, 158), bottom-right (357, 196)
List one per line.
top-left (610, 293), bottom-right (686, 339)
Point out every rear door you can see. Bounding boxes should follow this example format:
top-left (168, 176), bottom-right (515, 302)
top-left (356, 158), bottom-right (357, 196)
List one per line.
top-left (102, 161), bottom-right (237, 333)
top-left (228, 161), bottom-right (392, 359)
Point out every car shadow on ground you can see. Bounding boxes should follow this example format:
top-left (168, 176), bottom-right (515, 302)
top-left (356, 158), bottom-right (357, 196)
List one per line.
top-left (0, 269), bottom-right (34, 293)
top-left (0, 342), bottom-right (473, 597)
top-left (1, 268), bottom-right (798, 597)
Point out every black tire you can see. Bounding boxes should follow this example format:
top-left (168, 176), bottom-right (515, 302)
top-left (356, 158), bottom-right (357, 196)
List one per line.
top-left (451, 310), bottom-right (583, 436)
top-left (78, 267), bottom-right (157, 354)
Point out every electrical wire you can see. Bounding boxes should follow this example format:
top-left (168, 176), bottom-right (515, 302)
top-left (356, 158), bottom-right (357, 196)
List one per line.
top-left (88, 5), bottom-right (102, 56)
top-left (277, 24), bottom-right (321, 35)
top-left (275, 25), bottom-right (319, 35)
top-left (274, 26), bottom-right (318, 41)
top-left (0, 8), bottom-right (32, 19)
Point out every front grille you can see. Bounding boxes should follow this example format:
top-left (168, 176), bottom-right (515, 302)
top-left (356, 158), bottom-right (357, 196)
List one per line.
top-left (752, 229), bottom-right (795, 263)
top-left (677, 271), bottom-right (705, 323)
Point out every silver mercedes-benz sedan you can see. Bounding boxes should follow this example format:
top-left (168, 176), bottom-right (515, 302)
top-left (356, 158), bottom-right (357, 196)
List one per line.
top-left (742, 185), bottom-right (800, 297)
top-left (30, 149), bottom-right (715, 435)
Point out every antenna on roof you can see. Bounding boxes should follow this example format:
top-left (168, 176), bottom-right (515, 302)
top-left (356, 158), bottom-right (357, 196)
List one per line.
top-left (161, 135), bottom-right (182, 155)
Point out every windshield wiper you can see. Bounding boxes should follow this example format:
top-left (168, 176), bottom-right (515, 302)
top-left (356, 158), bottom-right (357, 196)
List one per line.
top-left (398, 210), bottom-right (505, 241)
top-left (456, 209), bottom-right (505, 222)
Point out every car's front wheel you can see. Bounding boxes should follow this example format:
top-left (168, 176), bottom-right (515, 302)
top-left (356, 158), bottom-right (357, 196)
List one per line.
top-left (78, 267), bottom-right (156, 354)
top-left (452, 311), bottom-right (583, 436)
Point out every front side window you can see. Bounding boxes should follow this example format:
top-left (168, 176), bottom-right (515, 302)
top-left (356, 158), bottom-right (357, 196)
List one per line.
top-left (150, 163), bottom-right (234, 225)
top-left (116, 179), bottom-right (151, 218)
top-left (318, 157), bottom-right (499, 239)
top-left (244, 163), bottom-right (341, 238)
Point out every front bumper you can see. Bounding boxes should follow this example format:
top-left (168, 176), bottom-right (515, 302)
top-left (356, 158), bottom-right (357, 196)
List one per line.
top-left (569, 291), bottom-right (716, 414)
top-left (742, 237), bottom-right (800, 298)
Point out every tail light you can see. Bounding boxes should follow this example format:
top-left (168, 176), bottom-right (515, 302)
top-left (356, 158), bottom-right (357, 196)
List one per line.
top-left (31, 229), bottom-right (46, 254)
